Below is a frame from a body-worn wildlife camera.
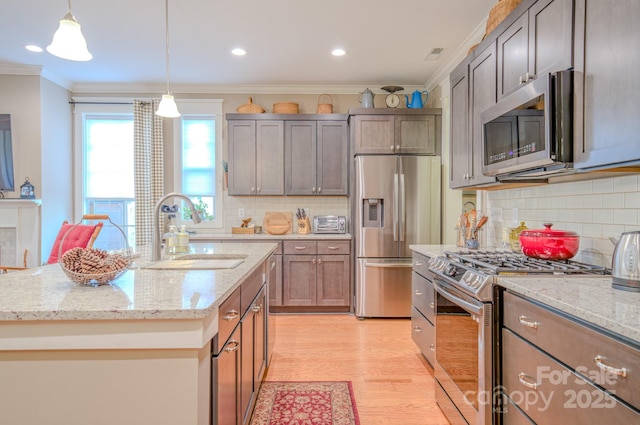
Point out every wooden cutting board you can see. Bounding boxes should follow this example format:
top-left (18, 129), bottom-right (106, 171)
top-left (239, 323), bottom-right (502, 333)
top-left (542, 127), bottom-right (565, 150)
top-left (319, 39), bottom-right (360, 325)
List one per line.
top-left (263, 211), bottom-right (293, 235)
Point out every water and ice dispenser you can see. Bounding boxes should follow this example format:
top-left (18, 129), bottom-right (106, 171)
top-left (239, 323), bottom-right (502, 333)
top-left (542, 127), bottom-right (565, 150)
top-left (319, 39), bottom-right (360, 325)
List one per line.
top-left (362, 198), bottom-right (384, 227)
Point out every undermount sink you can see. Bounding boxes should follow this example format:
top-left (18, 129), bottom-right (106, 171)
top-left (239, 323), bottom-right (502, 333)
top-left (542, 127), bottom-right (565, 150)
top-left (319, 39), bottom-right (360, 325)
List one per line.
top-left (143, 253), bottom-right (247, 270)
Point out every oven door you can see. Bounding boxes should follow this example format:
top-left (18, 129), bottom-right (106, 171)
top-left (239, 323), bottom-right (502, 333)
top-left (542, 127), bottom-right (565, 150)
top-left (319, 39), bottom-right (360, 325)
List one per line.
top-left (433, 277), bottom-right (492, 425)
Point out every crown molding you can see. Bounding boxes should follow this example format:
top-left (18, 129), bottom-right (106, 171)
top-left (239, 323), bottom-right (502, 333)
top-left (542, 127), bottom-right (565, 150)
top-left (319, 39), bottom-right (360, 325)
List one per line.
top-left (0, 63), bottom-right (73, 90)
top-left (425, 16), bottom-right (488, 91)
top-left (70, 82), bottom-right (430, 95)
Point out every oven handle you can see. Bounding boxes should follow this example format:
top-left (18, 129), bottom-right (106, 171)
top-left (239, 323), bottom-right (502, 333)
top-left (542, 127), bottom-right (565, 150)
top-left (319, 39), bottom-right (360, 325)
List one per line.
top-left (434, 279), bottom-right (483, 316)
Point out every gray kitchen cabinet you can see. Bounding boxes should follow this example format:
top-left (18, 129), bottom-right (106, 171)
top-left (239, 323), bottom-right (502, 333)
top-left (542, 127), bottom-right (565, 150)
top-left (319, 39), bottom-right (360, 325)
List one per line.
top-left (350, 109), bottom-right (440, 155)
top-left (498, 290), bottom-right (640, 424)
top-left (497, 0), bottom-right (573, 99)
top-left (227, 120), bottom-right (284, 196)
top-left (284, 119), bottom-right (348, 196)
top-left (573, 0), bottom-right (640, 170)
top-left (449, 43), bottom-right (498, 189)
top-left (411, 252), bottom-right (435, 367)
top-left (282, 240), bottom-right (350, 310)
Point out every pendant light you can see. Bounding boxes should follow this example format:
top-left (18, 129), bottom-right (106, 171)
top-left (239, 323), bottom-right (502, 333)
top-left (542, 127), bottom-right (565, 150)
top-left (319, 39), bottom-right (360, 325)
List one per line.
top-left (156, 0), bottom-right (180, 118)
top-left (46, 0), bottom-right (92, 61)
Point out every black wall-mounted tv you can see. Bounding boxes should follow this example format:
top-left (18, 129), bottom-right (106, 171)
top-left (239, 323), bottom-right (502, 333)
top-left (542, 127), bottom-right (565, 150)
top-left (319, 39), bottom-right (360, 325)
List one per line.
top-left (0, 114), bottom-right (15, 192)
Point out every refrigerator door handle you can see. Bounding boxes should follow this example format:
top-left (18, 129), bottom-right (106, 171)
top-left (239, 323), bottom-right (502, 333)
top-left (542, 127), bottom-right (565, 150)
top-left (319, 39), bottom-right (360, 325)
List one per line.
top-left (393, 173), bottom-right (399, 241)
top-left (399, 173), bottom-right (406, 242)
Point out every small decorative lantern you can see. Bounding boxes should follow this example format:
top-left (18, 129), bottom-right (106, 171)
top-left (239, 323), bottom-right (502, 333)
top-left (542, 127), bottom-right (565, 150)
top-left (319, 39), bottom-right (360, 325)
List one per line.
top-left (20, 177), bottom-right (35, 199)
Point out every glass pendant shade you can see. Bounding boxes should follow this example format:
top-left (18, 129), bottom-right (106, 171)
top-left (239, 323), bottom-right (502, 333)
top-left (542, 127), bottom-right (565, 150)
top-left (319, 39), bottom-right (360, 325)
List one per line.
top-left (156, 94), bottom-right (181, 118)
top-left (47, 14), bottom-right (92, 61)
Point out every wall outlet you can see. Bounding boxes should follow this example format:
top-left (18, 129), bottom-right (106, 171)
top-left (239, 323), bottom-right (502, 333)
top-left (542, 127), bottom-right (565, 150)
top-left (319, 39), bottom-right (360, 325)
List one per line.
top-left (238, 208), bottom-right (245, 218)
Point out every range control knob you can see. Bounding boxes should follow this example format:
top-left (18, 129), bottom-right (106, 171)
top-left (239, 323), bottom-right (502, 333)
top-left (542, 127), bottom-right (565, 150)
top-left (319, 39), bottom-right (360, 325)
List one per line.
top-left (444, 265), bottom-right (458, 277)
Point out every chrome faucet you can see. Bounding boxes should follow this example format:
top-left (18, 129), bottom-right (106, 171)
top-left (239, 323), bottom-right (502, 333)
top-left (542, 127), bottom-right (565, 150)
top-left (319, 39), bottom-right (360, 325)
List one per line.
top-left (152, 193), bottom-right (202, 261)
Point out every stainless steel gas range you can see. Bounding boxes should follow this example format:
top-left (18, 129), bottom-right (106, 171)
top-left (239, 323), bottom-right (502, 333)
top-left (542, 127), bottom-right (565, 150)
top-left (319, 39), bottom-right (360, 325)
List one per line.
top-left (428, 250), bottom-right (609, 425)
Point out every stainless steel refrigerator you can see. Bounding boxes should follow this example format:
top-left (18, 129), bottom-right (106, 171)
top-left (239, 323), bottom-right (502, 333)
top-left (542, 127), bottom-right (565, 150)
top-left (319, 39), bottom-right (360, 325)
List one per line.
top-left (353, 155), bottom-right (441, 318)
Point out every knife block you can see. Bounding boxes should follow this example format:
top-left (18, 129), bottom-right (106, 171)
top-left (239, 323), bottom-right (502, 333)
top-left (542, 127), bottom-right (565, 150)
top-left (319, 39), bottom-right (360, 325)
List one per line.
top-left (297, 217), bottom-right (311, 234)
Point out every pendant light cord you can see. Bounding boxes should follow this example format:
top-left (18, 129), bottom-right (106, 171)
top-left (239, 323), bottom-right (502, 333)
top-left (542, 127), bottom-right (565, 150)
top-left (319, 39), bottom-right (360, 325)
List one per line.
top-left (164, 0), bottom-right (171, 95)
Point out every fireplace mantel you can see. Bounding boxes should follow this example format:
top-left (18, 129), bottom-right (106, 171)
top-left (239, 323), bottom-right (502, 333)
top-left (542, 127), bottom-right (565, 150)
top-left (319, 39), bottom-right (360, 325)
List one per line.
top-left (0, 199), bottom-right (41, 267)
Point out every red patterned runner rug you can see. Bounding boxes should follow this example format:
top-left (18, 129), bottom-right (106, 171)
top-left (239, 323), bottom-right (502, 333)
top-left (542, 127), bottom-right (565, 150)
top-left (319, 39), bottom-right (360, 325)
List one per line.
top-left (250, 381), bottom-right (360, 425)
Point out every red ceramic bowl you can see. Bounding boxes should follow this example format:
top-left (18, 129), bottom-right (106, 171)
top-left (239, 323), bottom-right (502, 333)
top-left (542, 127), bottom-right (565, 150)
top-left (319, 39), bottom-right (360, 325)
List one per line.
top-left (519, 223), bottom-right (579, 260)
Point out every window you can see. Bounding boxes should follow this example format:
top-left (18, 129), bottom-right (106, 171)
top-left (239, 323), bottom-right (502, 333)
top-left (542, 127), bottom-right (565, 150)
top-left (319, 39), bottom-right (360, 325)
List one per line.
top-left (74, 101), bottom-right (135, 250)
top-left (173, 100), bottom-right (224, 229)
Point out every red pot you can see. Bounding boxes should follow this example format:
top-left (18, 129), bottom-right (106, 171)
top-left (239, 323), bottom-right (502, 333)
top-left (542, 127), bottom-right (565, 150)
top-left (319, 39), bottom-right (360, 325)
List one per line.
top-left (519, 223), bottom-right (579, 260)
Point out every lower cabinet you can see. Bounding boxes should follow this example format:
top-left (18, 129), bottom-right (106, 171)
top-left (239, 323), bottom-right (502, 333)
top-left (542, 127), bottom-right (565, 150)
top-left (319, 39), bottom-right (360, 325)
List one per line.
top-left (498, 290), bottom-right (640, 424)
top-left (281, 240), bottom-right (350, 311)
top-left (411, 252), bottom-right (435, 366)
top-left (212, 262), bottom-right (269, 425)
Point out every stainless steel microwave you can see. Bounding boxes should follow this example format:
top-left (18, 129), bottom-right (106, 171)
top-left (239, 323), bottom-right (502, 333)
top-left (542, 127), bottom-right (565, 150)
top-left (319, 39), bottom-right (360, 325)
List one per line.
top-left (481, 70), bottom-right (574, 178)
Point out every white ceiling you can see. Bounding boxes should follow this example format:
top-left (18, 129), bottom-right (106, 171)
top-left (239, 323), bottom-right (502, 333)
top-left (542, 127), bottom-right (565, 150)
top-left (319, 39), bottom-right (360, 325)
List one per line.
top-left (0, 0), bottom-right (496, 93)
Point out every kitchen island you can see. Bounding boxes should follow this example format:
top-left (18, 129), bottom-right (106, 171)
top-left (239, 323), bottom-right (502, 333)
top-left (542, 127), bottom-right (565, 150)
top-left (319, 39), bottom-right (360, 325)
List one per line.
top-left (0, 242), bottom-right (277, 425)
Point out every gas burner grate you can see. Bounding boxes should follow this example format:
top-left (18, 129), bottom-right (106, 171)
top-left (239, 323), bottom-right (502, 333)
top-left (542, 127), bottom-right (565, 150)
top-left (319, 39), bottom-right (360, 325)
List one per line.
top-left (444, 250), bottom-right (610, 275)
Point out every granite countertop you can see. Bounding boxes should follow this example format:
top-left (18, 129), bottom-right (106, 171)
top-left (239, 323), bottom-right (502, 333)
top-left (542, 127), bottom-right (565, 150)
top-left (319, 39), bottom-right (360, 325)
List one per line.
top-left (0, 242), bottom-right (277, 322)
top-left (410, 244), bottom-right (469, 258)
top-left (190, 232), bottom-right (352, 241)
top-left (496, 276), bottom-right (640, 343)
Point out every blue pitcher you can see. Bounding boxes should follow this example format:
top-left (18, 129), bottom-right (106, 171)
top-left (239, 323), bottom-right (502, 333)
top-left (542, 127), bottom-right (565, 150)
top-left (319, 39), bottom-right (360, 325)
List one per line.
top-left (405, 90), bottom-right (428, 108)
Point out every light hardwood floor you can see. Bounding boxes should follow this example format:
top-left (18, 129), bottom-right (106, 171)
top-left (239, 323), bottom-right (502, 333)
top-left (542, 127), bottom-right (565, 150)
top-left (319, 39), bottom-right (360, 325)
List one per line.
top-left (262, 314), bottom-right (450, 425)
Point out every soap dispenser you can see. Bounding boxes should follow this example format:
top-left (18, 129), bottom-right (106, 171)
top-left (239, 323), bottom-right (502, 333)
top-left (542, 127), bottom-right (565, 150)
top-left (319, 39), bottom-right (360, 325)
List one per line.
top-left (165, 225), bottom-right (178, 255)
top-left (177, 225), bottom-right (190, 253)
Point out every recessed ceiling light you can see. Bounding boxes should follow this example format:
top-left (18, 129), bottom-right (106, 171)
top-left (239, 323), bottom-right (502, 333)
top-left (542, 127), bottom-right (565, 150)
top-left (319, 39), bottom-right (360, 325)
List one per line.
top-left (232, 48), bottom-right (246, 56)
top-left (25, 45), bottom-right (43, 53)
top-left (332, 48), bottom-right (346, 57)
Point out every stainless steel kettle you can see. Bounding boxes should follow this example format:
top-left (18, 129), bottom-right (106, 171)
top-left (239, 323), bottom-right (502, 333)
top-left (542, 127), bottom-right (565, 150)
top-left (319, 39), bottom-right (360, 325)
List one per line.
top-left (611, 230), bottom-right (640, 292)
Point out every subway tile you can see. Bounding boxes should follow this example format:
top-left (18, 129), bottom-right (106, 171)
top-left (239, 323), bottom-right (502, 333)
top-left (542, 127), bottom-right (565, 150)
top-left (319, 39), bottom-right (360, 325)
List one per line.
top-left (582, 223), bottom-right (602, 238)
top-left (592, 178), bottom-right (614, 194)
top-left (573, 209), bottom-right (594, 223)
top-left (624, 192), bottom-right (640, 208)
top-left (602, 193), bottom-right (625, 208)
top-left (592, 209), bottom-right (614, 224)
top-left (613, 175), bottom-right (638, 193)
top-left (602, 224), bottom-right (626, 239)
top-left (613, 209), bottom-right (638, 225)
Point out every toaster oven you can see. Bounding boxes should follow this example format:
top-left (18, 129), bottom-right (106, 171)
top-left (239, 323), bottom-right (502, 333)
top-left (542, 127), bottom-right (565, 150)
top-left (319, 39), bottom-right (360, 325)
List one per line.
top-left (313, 215), bottom-right (346, 234)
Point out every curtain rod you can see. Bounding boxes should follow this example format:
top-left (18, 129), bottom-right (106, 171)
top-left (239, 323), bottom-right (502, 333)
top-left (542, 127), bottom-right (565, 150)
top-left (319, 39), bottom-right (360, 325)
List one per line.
top-left (68, 101), bottom-right (139, 105)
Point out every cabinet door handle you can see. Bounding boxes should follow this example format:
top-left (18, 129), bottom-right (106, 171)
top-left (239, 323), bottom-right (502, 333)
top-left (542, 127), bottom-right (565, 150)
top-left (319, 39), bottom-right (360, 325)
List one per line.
top-left (429, 302), bottom-right (434, 309)
top-left (251, 187), bottom-right (255, 194)
top-left (312, 187), bottom-right (316, 193)
top-left (270, 260), bottom-right (276, 270)
top-left (414, 290), bottom-right (424, 296)
top-left (327, 246), bottom-right (339, 250)
top-left (317, 187), bottom-right (322, 193)
top-left (390, 145), bottom-right (394, 151)
top-left (222, 310), bottom-right (239, 321)
top-left (413, 326), bottom-right (422, 333)
top-left (294, 246), bottom-right (307, 250)
top-left (518, 372), bottom-right (540, 389)
top-left (429, 344), bottom-right (435, 351)
top-left (224, 340), bottom-right (240, 353)
top-left (519, 75), bottom-right (525, 85)
top-left (396, 144), bottom-right (400, 150)
top-left (518, 315), bottom-right (539, 329)
top-left (312, 258), bottom-right (316, 265)
top-left (257, 186), bottom-right (261, 193)
top-left (317, 258), bottom-right (322, 265)
top-left (594, 355), bottom-right (628, 378)
top-left (252, 304), bottom-right (262, 313)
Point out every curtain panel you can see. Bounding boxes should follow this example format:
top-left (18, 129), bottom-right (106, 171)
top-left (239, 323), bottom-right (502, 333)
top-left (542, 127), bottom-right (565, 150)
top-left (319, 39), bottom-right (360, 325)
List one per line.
top-left (133, 100), bottom-right (164, 246)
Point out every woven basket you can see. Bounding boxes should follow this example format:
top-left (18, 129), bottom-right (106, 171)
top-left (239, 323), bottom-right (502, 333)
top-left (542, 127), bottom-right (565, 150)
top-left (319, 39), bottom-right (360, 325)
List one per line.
top-left (316, 94), bottom-right (333, 114)
top-left (486, 0), bottom-right (522, 36)
top-left (232, 227), bottom-right (255, 234)
top-left (236, 97), bottom-right (265, 113)
top-left (273, 102), bottom-right (299, 114)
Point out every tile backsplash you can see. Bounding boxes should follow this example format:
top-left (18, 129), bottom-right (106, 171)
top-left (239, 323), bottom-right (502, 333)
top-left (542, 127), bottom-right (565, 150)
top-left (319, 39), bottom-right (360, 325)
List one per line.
top-left (220, 195), bottom-right (349, 233)
top-left (483, 174), bottom-right (640, 267)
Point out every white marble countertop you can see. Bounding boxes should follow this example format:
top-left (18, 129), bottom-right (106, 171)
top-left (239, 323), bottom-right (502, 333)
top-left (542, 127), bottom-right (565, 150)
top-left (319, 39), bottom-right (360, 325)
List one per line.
top-left (190, 232), bottom-right (351, 241)
top-left (0, 242), bottom-right (277, 322)
top-left (496, 276), bottom-right (640, 343)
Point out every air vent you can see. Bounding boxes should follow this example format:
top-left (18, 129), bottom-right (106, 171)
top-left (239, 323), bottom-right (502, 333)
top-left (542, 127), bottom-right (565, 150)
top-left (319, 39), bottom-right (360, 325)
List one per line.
top-left (425, 48), bottom-right (444, 61)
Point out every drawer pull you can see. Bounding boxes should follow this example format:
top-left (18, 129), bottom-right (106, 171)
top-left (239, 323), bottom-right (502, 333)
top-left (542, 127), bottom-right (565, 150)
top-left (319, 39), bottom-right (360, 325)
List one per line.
top-left (415, 261), bottom-right (423, 266)
top-left (224, 340), bottom-right (240, 353)
top-left (518, 315), bottom-right (539, 329)
top-left (518, 372), bottom-right (540, 390)
top-left (429, 344), bottom-right (435, 351)
top-left (414, 290), bottom-right (424, 296)
top-left (295, 246), bottom-right (307, 250)
top-left (429, 302), bottom-right (434, 309)
top-left (327, 246), bottom-right (340, 250)
top-left (252, 305), bottom-right (262, 313)
top-left (222, 310), bottom-right (239, 321)
top-left (594, 355), bottom-right (628, 378)
top-left (413, 326), bottom-right (422, 333)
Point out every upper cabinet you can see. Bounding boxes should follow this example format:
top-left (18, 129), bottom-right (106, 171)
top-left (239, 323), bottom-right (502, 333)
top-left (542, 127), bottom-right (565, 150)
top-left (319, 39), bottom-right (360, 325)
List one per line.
top-left (284, 120), bottom-right (348, 196)
top-left (450, 43), bottom-right (498, 189)
top-left (227, 119), bottom-right (284, 196)
top-left (227, 114), bottom-right (349, 197)
top-left (349, 109), bottom-right (440, 155)
top-left (497, 0), bottom-right (573, 99)
top-left (572, 0), bottom-right (640, 170)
